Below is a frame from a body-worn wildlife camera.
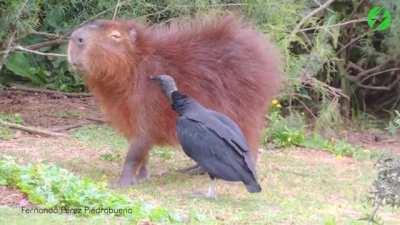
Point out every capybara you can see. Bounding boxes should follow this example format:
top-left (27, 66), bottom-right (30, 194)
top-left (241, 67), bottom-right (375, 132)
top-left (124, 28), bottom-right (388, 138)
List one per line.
top-left (68, 15), bottom-right (282, 186)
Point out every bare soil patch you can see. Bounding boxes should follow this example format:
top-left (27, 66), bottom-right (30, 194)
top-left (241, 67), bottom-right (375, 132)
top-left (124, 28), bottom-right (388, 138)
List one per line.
top-left (0, 89), bottom-right (101, 128)
top-left (343, 130), bottom-right (400, 154)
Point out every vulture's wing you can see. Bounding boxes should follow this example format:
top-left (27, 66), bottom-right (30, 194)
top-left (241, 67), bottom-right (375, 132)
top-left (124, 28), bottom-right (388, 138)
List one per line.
top-left (176, 117), bottom-right (255, 182)
top-left (183, 109), bottom-right (257, 177)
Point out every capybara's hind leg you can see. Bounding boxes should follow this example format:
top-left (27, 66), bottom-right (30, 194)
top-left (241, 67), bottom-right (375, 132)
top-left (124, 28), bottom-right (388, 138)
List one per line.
top-left (137, 155), bottom-right (149, 180)
top-left (118, 138), bottom-right (151, 187)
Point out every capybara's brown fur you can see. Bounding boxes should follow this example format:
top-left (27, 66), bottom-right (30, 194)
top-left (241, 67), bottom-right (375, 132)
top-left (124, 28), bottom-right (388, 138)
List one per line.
top-left (68, 15), bottom-right (282, 186)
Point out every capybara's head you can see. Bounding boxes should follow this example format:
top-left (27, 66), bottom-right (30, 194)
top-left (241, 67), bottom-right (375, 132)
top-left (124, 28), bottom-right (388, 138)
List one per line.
top-left (68, 20), bottom-right (141, 76)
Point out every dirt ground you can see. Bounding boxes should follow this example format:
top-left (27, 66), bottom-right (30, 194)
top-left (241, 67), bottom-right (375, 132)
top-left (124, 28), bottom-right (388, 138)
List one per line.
top-left (0, 89), bottom-right (399, 222)
top-left (0, 89), bottom-right (101, 128)
top-left (0, 89), bottom-right (103, 207)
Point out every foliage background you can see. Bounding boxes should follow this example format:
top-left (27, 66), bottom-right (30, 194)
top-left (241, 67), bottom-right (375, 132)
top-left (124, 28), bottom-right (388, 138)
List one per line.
top-left (0, 0), bottom-right (399, 125)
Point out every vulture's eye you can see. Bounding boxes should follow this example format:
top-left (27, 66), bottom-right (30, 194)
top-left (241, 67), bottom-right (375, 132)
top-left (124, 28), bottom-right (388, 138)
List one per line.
top-left (109, 31), bottom-right (122, 40)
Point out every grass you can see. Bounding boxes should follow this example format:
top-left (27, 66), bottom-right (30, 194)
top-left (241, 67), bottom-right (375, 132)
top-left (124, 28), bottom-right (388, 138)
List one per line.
top-left (72, 124), bottom-right (128, 151)
top-left (1, 125), bottom-right (399, 224)
top-left (263, 109), bottom-right (382, 160)
top-left (0, 113), bottom-right (24, 140)
top-left (0, 159), bottom-right (181, 223)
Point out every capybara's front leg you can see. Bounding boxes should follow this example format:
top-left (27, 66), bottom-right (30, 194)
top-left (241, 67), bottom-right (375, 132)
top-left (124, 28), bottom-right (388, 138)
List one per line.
top-left (118, 138), bottom-right (151, 187)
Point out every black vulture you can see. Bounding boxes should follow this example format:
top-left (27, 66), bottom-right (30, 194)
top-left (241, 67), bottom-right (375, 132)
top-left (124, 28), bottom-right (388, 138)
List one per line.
top-left (150, 75), bottom-right (261, 198)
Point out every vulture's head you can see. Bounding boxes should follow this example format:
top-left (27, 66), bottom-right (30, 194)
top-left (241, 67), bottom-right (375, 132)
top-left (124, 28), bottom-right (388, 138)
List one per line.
top-left (150, 74), bottom-right (178, 103)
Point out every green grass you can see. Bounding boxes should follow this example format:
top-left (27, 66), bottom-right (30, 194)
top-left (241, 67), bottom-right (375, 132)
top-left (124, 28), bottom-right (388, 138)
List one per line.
top-left (1, 125), bottom-right (399, 225)
top-left (0, 126), bottom-right (14, 140)
top-left (72, 124), bottom-right (128, 151)
top-left (0, 157), bottom-right (181, 224)
top-left (264, 110), bottom-right (382, 160)
top-left (0, 113), bottom-right (24, 140)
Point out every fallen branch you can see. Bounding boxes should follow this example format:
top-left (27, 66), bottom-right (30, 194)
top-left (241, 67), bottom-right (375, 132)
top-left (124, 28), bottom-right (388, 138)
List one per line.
top-left (85, 117), bottom-right (107, 123)
top-left (0, 119), bottom-right (69, 137)
top-left (0, 30), bottom-right (16, 71)
top-left (29, 31), bottom-right (63, 40)
top-left (24, 39), bottom-right (67, 51)
top-left (0, 39), bottom-right (67, 56)
top-left (360, 68), bottom-right (400, 83)
top-left (299, 18), bottom-right (367, 32)
top-left (357, 76), bottom-right (400, 91)
top-left (13, 45), bottom-right (66, 57)
top-left (290, 0), bottom-right (336, 37)
top-left (337, 31), bottom-right (370, 54)
top-left (51, 122), bottom-right (91, 132)
top-left (5, 85), bottom-right (92, 98)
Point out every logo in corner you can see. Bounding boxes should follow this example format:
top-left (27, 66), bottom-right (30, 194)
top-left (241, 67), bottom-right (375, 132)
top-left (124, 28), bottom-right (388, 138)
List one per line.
top-left (367, 6), bottom-right (392, 31)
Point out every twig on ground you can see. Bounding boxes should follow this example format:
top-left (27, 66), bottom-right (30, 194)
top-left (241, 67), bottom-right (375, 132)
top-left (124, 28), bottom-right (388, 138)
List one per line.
top-left (85, 117), bottom-right (107, 123)
top-left (51, 122), bottom-right (91, 132)
top-left (0, 119), bottom-right (69, 137)
top-left (5, 85), bottom-right (91, 98)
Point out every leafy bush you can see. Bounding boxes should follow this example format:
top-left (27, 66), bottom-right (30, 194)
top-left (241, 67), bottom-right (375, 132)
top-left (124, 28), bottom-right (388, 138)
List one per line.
top-left (0, 156), bottom-right (181, 223)
top-left (386, 110), bottom-right (400, 136)
top-left (264, 101), bottom-right (306, 148)
top-left (264, 104), bottom-right (376, 159)
top-left (369, 155), bottom-right (400, 222)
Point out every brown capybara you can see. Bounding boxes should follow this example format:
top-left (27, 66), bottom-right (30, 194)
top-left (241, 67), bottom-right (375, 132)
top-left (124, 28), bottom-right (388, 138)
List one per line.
top-left (68, 15), bottom-right (282, 186)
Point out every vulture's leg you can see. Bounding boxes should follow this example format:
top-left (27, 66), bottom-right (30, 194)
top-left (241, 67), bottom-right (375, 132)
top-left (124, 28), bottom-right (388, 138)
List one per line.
top-left (118, 138), bottom-right (151, 187)
top-left (177, 163), bottom-right (207, 175)
top-left (206, 177), bottom-right (217, 199)
top-left (189, 175), bottom-right (217, 199)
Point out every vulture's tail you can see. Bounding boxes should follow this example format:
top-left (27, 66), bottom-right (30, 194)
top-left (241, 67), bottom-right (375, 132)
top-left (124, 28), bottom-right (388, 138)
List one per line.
top-left (245, 181), bottom-right (262, 193)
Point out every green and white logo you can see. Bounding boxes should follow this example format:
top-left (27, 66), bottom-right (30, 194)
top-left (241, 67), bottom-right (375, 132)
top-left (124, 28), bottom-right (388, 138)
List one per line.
top-left (367, 6), bottom-right (392, 31)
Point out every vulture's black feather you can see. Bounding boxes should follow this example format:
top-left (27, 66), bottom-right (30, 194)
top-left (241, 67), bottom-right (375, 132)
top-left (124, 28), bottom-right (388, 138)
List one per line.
top-left (151, 75), bottom-right (261, 194)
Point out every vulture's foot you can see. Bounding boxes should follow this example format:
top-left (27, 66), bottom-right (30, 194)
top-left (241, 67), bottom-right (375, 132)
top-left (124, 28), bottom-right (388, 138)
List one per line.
top-left (190, 191), bottom-right (217, 200)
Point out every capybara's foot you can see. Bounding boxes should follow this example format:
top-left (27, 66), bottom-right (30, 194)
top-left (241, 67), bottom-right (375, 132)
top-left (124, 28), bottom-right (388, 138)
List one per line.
top-left (116, 169), bottom-right (149, 188)
top-left (178, 164), bottom-right (207, 175)
top-left (137, 166), bottom-right (149, 181)
top-left (115, 176), bottom-right (138, 188)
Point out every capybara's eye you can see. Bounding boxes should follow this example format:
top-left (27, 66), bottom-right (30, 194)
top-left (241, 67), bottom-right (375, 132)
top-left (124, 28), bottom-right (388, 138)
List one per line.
top-left (109, 30), bottom-right (122, 40)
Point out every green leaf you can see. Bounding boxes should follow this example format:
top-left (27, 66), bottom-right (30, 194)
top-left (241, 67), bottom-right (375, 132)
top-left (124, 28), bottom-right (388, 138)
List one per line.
top-left (5, 52), bottom-right (44, 85)
top-left (5, 52), bottom-right (35, 77)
